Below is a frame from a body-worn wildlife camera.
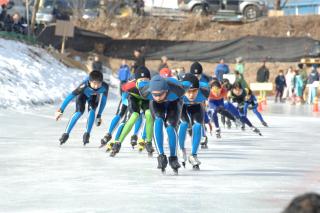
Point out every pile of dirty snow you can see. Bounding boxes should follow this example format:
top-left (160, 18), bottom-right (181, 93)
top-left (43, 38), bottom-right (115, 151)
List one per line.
top-left (0, 38), bottom-right (87, 109)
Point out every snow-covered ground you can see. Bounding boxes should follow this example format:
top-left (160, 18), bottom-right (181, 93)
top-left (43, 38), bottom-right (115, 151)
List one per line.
top-left (0, 38), bottom-right (87, 109)
top-left (0, 100), bottom-right (319, 213)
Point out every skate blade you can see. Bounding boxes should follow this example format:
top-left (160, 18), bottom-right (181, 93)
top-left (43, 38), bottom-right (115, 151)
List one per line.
top-left (201, 145), bottom-right (208, 149)
top-left (161, 168), bottom-right (166, 175)
top-left (99, 143), bottom-right (107, 148)
top-left (173, 169), bottom-right (179, 175)
top-left (193, 165), bottom-right (200, 171)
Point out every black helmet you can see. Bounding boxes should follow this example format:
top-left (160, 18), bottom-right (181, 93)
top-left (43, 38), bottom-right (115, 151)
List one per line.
top-left (182, 73), bottom-right (199, 89)
top-left (190, 62), bottom-right (203, 75)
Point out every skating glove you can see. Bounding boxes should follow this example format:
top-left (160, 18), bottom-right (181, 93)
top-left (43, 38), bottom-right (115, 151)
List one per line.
top-left (96, 115), bottom-right (102, 126)
top-left (55, 109), bottom-right (63, 121)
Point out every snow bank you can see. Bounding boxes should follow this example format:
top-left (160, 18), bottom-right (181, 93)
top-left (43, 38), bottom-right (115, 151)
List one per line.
top-left (0, 38), bottom-right (87, 109)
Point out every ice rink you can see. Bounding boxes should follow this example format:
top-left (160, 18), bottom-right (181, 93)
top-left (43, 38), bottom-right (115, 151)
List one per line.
top-left (0, 101), bottom-right (319, 213)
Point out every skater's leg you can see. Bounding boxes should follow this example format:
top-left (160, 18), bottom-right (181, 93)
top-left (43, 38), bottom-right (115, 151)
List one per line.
top-left (190, 104), bottom-right (204, 155)
top-left (178, 105), bottom-right (189, 150)
top-left (65, 112), bottom-right (83, 134)
top-left (191, 122), bottom-right (202, 155)
top-left (178, 122), bottom-right (188, 150)
top-left (114, 122), bottom-right (125, 141)
top-left (154, 117), bottom-right (164, 155)
top-left (133, 113), bottom-right (143, 135)
top-left (224, 102), bottom-right (241, 119)
top-left (150, 101), bottom-right (166, 155)
top-left (85, 108), bottom-right (96, 134)
top-left (252, 107), bottom-right (265, 123)
top-left (166, 125), bottom-right (177, 157)
top-left (65, 94), bottom-right (86, 134)
top-left (144, 109), bottom-right (154, 142)
top-left (108, 115), bottom-right (121, 134)
top-left (118, 112), bottom-right (139, 143)
top-left (165, 100), bottom-right (182, 157)
top-left (107, 103), bottom-right (128, 134)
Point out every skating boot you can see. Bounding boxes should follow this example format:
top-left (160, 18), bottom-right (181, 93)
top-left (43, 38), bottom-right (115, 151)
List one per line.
top-left (59, 133), bottom-right (69, 145)
top-left (110, 142), bottom-right (121, 157)
top-left (100, 133), bottom-right (112, 148)
top-left (226, 119), bottom-right (232, 129)
top-left (145, 141), bottom-right (154, 157)
top-left (157, 154), bottom-right (168, 174)
top-left (252, 127), bottom-right (262, 136)
top-left (137, 139), bottom-right (146, 152)
top-left (188, 155), bottom-right (201, 170)
top-left (180, 148), bottom-right (187, 168)
top-left (83, 132), bottom-right (90, 146)
top-left (169, 156), bottom-right (181, 175)
top-left (215, 128), bottom-right (221, 139)
top-left (234, 118), bottom-right (242, 128)
top-left (200, 136), bottom-right (208, 149)
top-left (261, 121), bottom-right (268, 127)
top-left (130, 135), bottom-right (138, 148)
top-left (241, 124), bottom-right (246, 131)
top-left (106, 141), bottom-right (115, 152)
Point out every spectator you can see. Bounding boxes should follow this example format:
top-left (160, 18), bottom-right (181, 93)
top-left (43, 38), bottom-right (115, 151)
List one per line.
top-left (274, 70), bottom-right (286, 103)
top-left (256, 60), bottom-right (270, 83)
top-left (11, 13), bottom-right (25, 34)
top-left (214, 58), bottom-right (230, 82)
top-left (0, 4), bottom-right (6, 23)
top-left (307, 65), bottom-right (319, 104)
top-left (176, 67), bottom-right (185, 80)
top-left (92, 55), bottom-right (103, 72)
top-left (118, 59), bottom-right (131, 95)
top-left (283, 67), bottom-right (295, 103)
top-left (235, 57), bottom-right (245, 75)
top-left (131, 49), bottom-right (145, 72)
top-left (298, 63), bottom-right (308, 101)
top-left (282, 192), bottom-right (320, 213)
top-left (235, 70), bottom-right (248, 89)
top-left (294, 69), bottom-right (304, 104)
top-left (158, 55), bottom-right (169, 71)
top-left (256, 60), bottom-right (270, 101)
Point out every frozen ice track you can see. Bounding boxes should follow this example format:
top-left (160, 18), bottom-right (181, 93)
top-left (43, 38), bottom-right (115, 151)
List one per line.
top-left (0, 104), bottom-right (319, 213)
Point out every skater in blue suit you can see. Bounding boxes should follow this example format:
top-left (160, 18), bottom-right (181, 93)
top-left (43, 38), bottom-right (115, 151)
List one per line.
top-left (139, 75), bottom-right (189, 174)
top-left (178, 73), bottom-right (209, 170)
top-left (55, 71), bottom-right (109, 146)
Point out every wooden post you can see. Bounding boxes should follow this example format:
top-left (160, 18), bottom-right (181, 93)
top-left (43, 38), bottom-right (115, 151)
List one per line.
top-left (55, 20), bottom-right (74, 54)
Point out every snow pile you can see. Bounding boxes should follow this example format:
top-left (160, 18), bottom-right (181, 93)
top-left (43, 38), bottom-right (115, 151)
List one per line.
top-left (0, 38), bottom-right (86, 109)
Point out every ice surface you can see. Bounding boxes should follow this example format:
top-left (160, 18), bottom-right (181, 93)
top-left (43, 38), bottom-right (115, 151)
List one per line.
top-left (0, 99), bottom-right (319, 213)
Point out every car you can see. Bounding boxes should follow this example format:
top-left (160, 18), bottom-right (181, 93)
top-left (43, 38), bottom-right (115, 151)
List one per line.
top-left (144, 0), bottom-right (268, 20)
top-left (210, 0), bottom-right (268, 20)
top-left (36, 0), bottom-right (72, 23)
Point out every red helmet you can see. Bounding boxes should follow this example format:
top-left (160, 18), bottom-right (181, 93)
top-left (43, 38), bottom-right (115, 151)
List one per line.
top-left (159, 68), bottom-right (172, 78)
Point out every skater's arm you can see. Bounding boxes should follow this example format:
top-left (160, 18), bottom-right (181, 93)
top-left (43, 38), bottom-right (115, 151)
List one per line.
top-left (97, 95), bottom-right (107, 117)
top-left (97, 83), bottom-right (109, 117)
top-left (59, 93), bottom-right (76, 113)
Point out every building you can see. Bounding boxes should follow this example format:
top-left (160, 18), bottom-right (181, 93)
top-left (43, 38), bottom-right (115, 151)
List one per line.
top-left (268, 0), bottom-right (320, 15)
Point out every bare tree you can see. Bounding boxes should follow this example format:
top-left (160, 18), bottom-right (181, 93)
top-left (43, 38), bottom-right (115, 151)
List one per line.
top-left (274, 0), bottom-right (281, 10)
top-left (69, 0), bottom-right (87, 19)
top-left (99, 0), bottom-right (108, 19)
top-left (30, 0), bottom-right (40, 34)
